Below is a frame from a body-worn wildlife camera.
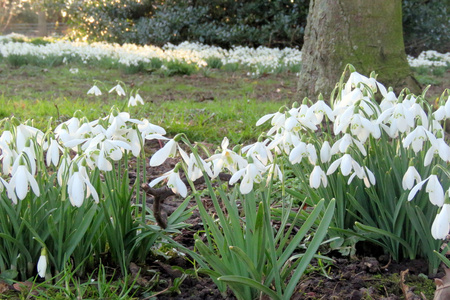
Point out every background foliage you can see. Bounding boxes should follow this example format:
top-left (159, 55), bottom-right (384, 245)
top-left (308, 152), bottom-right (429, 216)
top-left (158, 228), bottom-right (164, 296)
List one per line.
top-left (55, 0), bottom-right (448, 54)
top-left (4, 0), bottom-right (449, 54)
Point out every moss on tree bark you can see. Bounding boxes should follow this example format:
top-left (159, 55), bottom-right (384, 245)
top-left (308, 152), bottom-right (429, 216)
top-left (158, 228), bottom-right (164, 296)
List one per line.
top-left (298, 0), bottom-right (420, 100)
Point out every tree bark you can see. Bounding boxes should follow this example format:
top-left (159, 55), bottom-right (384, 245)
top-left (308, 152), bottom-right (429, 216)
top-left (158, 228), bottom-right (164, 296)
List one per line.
top-left (298, 0), bottom-right (420, 100)
top-left (38, 10), bottom-right (47, 37)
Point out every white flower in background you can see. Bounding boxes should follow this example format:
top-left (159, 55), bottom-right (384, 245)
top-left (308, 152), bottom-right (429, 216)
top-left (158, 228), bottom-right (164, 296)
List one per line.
top-left (349, 114), bottom-right (381, 143)
top-left (44, 138), bottom-right (62, 167)
top-left (267, 130), bottom-right (301, 155)
top-left (310, 100), bottom-right (334, 123)
top-left (149, 168), bottom-right (187, 198)
top-left (265, 163), bottom-right (283, 183)
top-left (431, 204), bottom-right (450, 239)
top-left (320, 141), bottom-right (331, 163)
top-left (150, 139), bottom-right (179, 166)
top-left (402, 166), bottom-right (422, 190)
top-left (87, 85), bottom-right (102, 96)
top-left (0, 140), bottom-right (16, 175)
top-left (69, 68), bottom-right (79, 74)
top-left (127, 94), bottom-right (145, 107)
top-left (139, 119), bottom-right (166, 137)
top-left (109, 84), bottom-right (126, 96)
top-left (310, 165), bottom-right (327, 188)
top-left (348, 166), bottom-right (376, 187)
top-left (67, 164), bottom-right (99, 207)
top-left (402, 125), bottom-right (435, 153)
top-left (424, 138), bottom-right (450, 166)
top-left (242, 140), bottom-right (273, 165)
top-left (179, 148), bottom-right (213, 181)
top-left (330, 133), bottom-right (367, 156)
top-left (207, 137), bottom-right (248, 177)
top-left (326, 153), bottom-right (362, 177)
top-left (377, 102), bottom-right (415, 134)
top-left (229, 160), bottom-right (266, 194)
top-left (37, 248), bottom-right (48, 278)
top-left (9, 164), bottom-right (40, 202)
top-left (408, 174), bottom-right (444, 206)
top-left (289, 142), bottom-right (317, 165)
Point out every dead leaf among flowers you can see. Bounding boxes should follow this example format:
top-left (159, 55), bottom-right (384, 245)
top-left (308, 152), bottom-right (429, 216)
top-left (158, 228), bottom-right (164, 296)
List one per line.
top-left (434, 267), bottom-right (450, 300)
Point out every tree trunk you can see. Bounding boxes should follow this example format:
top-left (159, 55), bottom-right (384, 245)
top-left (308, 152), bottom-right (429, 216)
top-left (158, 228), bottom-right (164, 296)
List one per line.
top-left (298, 0), bottom-right (420, 100)
top-left (38, 10), bottom-right (47, 37)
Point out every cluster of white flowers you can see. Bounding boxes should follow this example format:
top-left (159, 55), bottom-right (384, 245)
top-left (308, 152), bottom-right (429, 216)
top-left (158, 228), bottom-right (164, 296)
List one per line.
top-left (1, 34), bottom-right (447, 70)
top-left (146, 68), bottom-right (450, 240)
top-left (0, 84), bottom-right (163, 207)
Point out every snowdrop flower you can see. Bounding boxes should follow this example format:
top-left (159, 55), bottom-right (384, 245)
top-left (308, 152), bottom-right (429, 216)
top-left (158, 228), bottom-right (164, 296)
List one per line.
top-left (289, 142), bottom-right (317, 165)
top-left (45, 138), bottom-right (61, 167)
top-left (139, 119), bottom-right (166, 137)
top-left (37, 248), bottom-right (48, 278)
top-left (431, 204), bottom-right (450, 239)
top-left (128, 93), bottom-right (144, 107)
top-left (207, 137), bottom-right (248, 177)
top-left (150, 139), bottom-right (179, 166)
top-left (242, 140), bottom-right (273, 165)
top-left (320, 141), bottom-right (331, 163)
top-left (310, 165), bottom-right (327, 188)
top-left (408, 174), bottom-right (444, 206)
top-left (424, 138), bottom-right (450, 166)
top-left (330, 134), bottom-right (366, 156)
top-left (179, 148), bottom-right (213, 181)
top-left (402, 125), bottom-right (435, 153)
top-left (265, 163), bottom-right (283, 183)
top-left (229, 160), bottom-right (266, 194)
top-left (67, 164), bottom-right (99, 207)
top-left (109, 84), bottom-right (126, 96)
top-left (149, 167), bottom-right (187, 198)
top-left (9, 163), bottom-right (40, 202)
top-left (348, 166), bottom-right (376, 187)
top-left (310, 100), bottom-right (334, 123)
top-left (326, 153), bottom-right (362, 177)
top-left (402, 166), bottom-right (421, 190)
top-left (87, 85), bottom-right (102, 96)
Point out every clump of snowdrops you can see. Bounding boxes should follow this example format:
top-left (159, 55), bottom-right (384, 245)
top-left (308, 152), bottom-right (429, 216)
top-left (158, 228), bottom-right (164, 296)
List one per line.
top-left (0, 83), bottom-right (194, 281)
top-left (147, 64), bottom-right (450, 275)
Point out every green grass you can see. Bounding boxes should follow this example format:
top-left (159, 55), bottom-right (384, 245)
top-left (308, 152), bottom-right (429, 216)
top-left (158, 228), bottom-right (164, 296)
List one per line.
top-left (0, 61), bottom-right (294, 144)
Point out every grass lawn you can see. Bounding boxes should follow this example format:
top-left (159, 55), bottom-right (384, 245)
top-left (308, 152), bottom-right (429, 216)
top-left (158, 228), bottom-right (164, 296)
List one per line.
top-left (2, 59), bottom-right (448, 145)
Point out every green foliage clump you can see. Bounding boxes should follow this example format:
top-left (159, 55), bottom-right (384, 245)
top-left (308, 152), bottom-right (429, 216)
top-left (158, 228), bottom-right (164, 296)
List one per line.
top-left (402, 0), bottom-right (450, 55)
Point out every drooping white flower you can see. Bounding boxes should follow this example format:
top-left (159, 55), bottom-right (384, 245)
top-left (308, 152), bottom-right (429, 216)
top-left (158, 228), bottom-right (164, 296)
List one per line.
top-left (326, 153), bottom-right (362, 177)
top-left (310, 165), bottom-right (327, 188)
top-left (9, 164), bottom-right (40, 202)
top-left (310, 100), bottom-right (334, 123)
top-left (128, 93), bottom-right (145, 107)
top-left (402, 125), bottom-right (435, 153)
top-left (207, 137), bottom-right (248, 177)
top-left (149, 168), bottom-right (187, 198)
top-left (37, 249), bottom-right (48, 278)
top-left (424, 138), bottom-right (450, 166)
top-left (431, 204), bottom-right (450, 239)
top-left (402, 166), bottom-right (421, 190)
top-left (67, 164), bottom-right (99, 207)
top-left (408, 174), bottom-right (444, 207)
top-left (320, 141), bottom-right (331, 163)
top-left (87, 85), bottom-right (102, 96)
top-left (242, 140), bottom-right (273, 165)
top-left (289, 142), bottom-right (317, 165)
top-left (229, 160), bottom-right (266, 194)
top-left (150, 139), bottom-right (178, 166)
top-left (109, 84), bottom-right (126, 96)
top-left (45, 138), bottom-right (62, 167)
top-left (426, 175), bottom-right (445, 207)
top-left (179, 148), bottom-right (213, 181)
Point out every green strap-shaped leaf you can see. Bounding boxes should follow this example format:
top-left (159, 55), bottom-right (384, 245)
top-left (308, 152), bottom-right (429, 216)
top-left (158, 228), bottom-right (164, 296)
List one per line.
top-left (219, 275), bottom-right (281, 300)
